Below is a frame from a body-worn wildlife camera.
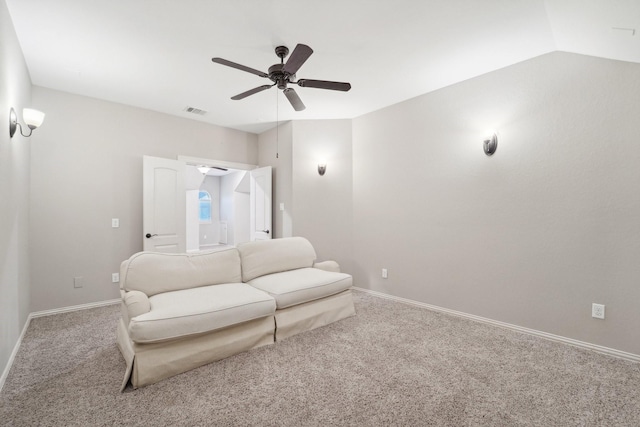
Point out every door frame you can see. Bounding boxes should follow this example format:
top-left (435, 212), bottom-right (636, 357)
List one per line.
top-left (178, 156), bottom-right (258, 173)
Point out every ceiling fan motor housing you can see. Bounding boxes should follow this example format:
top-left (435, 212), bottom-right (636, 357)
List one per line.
top-left (268, 63), bottom-right (293, 89)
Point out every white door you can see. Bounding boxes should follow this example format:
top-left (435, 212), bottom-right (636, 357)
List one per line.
top-left (250, 166), bottom-right (272, 241)
top-left (143, 156), bottom-right (186, 252)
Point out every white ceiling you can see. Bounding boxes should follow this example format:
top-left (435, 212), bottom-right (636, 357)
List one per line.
top-left (6, 0), bottom-right (640, 134)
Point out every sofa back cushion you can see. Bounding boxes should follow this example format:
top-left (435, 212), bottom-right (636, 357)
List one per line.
top-left (121, 248), bottom-right (242, 296)
top-left (237, 237), bottom-right (317, 282)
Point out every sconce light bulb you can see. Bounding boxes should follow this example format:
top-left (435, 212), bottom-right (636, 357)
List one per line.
top-left (23, 108), bottom-right (45, 129)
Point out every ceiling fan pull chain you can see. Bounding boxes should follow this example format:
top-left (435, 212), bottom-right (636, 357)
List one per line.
top-left (276, 87), bottom-right (279, 159)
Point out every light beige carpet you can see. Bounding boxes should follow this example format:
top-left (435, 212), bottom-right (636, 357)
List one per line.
top-left (2, 291), bottom-right (639, 426)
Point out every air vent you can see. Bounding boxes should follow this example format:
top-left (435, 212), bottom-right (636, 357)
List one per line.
top-left (612, 27), bottom-right (636, 36)
top-left (183, 106), bottom-right (208, 116)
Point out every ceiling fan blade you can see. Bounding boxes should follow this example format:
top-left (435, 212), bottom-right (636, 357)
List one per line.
top-left (212, 57), bottom-right (268, 78)
top-left (283, 88), bottom-right (306, 111)
top-left (231, 84), bottom-right (273, 100)
top-left (282, 44), bottom-right (313, 75)
top-left (297, 79), bottom-right (351, 92)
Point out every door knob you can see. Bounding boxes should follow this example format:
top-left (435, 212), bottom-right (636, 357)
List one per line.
top-left (262, 230), bottom-right (270, 234)
top-left (145, 233), bottom-right (158, 239)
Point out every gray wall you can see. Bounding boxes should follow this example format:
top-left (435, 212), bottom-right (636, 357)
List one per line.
top-left (291, 120), bottom-right (353, 273)
top-left (352, 52), bottom-right (640, 355)
top-left (29, 87), bottom-right (258, 312)
top-left (0, 0), bottom-right (33, 381)
top-left (258, 120), bottom-right (353, 273)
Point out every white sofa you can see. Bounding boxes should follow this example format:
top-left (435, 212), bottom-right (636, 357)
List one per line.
top-left (117, 237), bottom-right (355, 390)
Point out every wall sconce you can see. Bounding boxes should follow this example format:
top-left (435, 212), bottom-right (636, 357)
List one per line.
top-left (483, 132), bottom-right (498, 156)
top-left (317, 163), bottom-right (326, 176)
top-left (9, 107), bottom-right (45, 138)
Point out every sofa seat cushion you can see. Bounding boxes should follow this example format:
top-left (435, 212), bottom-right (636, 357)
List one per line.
top-left (247, 267), bottom-right (352, 309)
top-left (128, 283), bottom-right (276, 343)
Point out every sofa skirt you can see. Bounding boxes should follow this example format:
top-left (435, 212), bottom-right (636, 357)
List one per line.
top-left (274, 290), bottom-right (356, 341)
top-left (117, 315), bottom-right (275, 391)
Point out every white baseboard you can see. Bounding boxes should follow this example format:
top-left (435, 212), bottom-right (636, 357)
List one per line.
top-left (0, 314), bottom-right (32, 393)
top-left (29, 299), bottom-right (120, 318)
top-left (0, 298), bottom-right (120, 392)
top-left (353, 287), bottom-right (640, 364)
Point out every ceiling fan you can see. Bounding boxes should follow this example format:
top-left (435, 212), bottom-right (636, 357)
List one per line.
top-left (212, 44), bottom-right (351, 111)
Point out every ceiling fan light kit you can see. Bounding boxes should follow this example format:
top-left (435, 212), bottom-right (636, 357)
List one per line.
top-left (212, 44), bottom-right (351, 111)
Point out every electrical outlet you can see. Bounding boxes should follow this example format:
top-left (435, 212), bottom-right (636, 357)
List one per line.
top-left (592, 303), bottom-right (605, 319)
top-left (73, 276), bottom-right (83, 288)
top-left (112, 273), bottom-right (120, 283)
top-left (111, 218), bottom-right (119, 228)
top-left (382, 268), bottom-right (388, 279)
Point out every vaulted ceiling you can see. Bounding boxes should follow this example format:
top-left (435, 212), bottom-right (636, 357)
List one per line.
top-left (6, 1), bottom-right (640, 133)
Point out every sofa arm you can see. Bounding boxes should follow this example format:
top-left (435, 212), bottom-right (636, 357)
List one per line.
top-left (123, 290), bottom-right (151, 320)
top-left (119, 259), bottom-right (129, 291)
top-left (313, 260), bottom-right (341, 273)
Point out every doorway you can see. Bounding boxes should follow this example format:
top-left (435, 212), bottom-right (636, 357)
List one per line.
top-left (143, 155), bottom-right (272, 253)
top-left (179, 156), bottom-right (272, 252)
top-left (185, 164), bottom-right (250, 252)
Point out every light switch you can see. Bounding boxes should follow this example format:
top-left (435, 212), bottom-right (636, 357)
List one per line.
top-left (112, 218), bottom-right (120, 228)
top-left (280, 203), bottom-right (285, 211)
